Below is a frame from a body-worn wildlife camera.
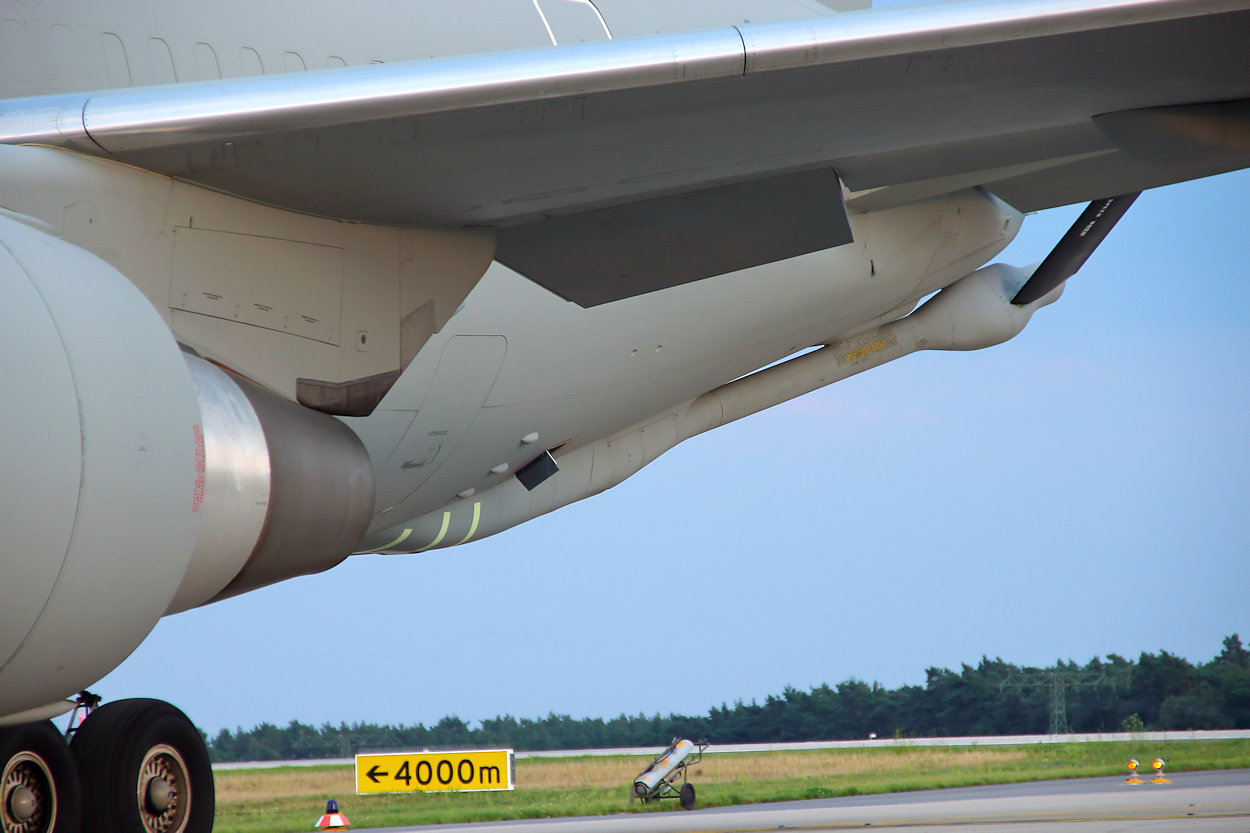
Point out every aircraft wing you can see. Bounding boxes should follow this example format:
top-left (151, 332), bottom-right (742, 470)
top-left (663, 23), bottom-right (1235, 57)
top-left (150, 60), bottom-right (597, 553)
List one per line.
top-left (3, 0), bottom-right (1247, 305)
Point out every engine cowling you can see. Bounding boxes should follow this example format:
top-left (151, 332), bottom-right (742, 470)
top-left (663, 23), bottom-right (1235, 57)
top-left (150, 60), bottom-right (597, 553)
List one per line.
top-left (0, 213), bottom-right (374, 721)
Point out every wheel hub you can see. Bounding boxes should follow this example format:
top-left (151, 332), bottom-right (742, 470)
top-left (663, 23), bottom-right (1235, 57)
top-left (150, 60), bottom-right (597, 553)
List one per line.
top-left (145, 776), bottom-right (173, 813)
top-left (1, 753), bottom-right (54, 833)
top-left (8, 787), bottom-right (35, 822)
top-left (136, 745), bottom-right (190, 833)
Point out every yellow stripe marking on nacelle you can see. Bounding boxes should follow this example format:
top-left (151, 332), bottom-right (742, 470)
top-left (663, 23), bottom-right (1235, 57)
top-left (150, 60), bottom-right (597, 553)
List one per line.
top-left (415, 511), bottom-right (452, 552)
top-left (354, 527), bottom-right (412, 554)
top-left (455, 502), bottom-right (482, 546)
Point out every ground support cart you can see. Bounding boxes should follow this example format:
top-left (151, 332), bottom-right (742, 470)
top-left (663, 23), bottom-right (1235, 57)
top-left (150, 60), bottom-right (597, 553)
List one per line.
top-left (630, 738), bottom-right (708, 810)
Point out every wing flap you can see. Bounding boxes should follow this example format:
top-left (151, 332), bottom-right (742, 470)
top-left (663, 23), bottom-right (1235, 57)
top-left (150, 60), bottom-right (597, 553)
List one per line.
top-left (3, 0), bottom-right (1248, 301)
top-left (496, 168), bottom-right (852, 306)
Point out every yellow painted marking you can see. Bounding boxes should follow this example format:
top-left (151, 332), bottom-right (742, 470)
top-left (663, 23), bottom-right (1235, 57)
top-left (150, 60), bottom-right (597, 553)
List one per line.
top-left (415, 512), bottom-right (452, 552)
top-left (359, 528), bottom-right (412, 554)
top-left (844, 340), bottom-right (888, 363)
top-left (357, 749), bottom-right (514, 795)
top-left (353, 528), bottom-right (411, 554)
top-left (454, 502), bottom-right (482, 546)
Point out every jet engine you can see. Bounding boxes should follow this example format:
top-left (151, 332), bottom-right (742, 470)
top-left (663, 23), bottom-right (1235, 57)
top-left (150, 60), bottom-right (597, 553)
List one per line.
top-left (0, 213), bottom-right (374, 722)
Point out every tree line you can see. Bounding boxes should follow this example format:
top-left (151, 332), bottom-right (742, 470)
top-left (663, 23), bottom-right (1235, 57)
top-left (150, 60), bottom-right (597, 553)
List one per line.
top-left (207, 634), bottom-right (1250, 762)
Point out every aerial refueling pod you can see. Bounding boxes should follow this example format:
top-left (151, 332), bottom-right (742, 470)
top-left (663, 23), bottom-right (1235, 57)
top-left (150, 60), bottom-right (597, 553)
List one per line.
top-left (632, 738), bottom-right (707, 810)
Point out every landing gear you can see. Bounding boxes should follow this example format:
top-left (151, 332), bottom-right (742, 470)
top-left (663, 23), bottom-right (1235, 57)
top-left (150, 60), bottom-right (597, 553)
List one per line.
top-left (71, 700), bottom-right (213, 833)
top-left (0, 721), bottom-right (81, 833)
top-left (0, 698), bottom-right (213, 833)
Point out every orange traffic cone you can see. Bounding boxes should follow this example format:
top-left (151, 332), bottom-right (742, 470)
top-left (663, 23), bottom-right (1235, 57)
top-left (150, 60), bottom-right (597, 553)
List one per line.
top-left (316, 798), bottom-right (351, 829)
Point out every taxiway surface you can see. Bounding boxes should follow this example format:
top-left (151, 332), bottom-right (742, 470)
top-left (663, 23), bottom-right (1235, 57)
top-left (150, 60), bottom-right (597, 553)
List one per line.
top-left (361, 769), bottom-right (1250, 833)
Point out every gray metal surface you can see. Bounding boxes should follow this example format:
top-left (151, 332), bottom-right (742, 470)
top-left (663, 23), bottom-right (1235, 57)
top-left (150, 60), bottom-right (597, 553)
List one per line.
top-left (166, 356), bottom-right (272, 614)
top-left (496, 168), bottom-right (852, 306)
top-left (0, 213), bottom-right (201, 719)
top-left (2, 0), bottom-right (1247, 228)
top-left (357, 189), bottom-right (1022, 552)
top-left (3, 0), bottom-right (1246, 307)
top-left (211, 374), bottom-right (376, 601)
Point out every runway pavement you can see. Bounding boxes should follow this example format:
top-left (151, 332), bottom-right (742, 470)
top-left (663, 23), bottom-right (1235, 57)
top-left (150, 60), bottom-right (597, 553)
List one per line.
top-left (359, 769), bottom-right (1250, 833)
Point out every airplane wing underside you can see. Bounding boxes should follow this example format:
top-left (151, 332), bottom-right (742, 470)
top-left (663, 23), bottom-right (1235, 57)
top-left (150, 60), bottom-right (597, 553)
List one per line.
top-left (3, 0), bottom-right (1247, 304)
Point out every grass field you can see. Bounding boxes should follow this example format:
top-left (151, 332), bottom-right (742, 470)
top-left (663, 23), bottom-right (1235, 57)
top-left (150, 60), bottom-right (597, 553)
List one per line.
top-left (214, 740), bottom-right (1250, 833)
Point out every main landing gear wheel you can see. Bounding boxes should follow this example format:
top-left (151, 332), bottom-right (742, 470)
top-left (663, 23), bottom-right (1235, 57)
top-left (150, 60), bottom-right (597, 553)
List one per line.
top-left (679, 782), bottom-right (695, 810)
top-left (0, 721), bottom-right (81, 833)
top-left (71, 700), bottom-right (213, 833)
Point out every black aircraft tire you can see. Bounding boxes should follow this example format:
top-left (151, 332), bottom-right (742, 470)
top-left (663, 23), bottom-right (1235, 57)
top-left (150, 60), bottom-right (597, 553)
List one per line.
top-left (71, 699), bottom-right (213, 833)
top-left (679, 782), bottom-right (695, 810)
top-left (0, 721), bottom-right (81, 833)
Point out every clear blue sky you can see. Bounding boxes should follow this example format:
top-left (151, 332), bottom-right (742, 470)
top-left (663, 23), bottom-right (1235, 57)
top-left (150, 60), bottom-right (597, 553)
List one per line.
top-left (98, 167), bottom-right (1249, 738)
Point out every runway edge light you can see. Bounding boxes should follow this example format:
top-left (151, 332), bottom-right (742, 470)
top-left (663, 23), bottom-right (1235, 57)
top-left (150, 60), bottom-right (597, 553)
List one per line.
top-left (316, 798), bottom-right (351, 829)
top-left (1124, 759), bottom-right (1143, 784)
top-left (1151, 758), bottom-right (1171, 784)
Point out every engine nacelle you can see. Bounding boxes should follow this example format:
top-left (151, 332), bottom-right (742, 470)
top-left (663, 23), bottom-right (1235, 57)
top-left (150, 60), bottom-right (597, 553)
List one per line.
top-left (0, 213), bottom-right (374, 720)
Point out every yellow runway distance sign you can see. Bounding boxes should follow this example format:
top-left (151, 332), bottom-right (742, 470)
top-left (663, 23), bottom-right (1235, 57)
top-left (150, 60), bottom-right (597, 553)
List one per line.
top-left (355, 749), bottom-right (514, 794)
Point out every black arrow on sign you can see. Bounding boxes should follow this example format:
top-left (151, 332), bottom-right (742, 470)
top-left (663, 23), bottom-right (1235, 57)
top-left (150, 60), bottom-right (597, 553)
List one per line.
top-left (366, 765), bottom-right (388, 783)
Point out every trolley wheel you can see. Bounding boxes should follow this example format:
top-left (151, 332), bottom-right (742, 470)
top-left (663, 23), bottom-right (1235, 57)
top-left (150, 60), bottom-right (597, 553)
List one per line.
top-left (679, 782), bottom-right (695, 810)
